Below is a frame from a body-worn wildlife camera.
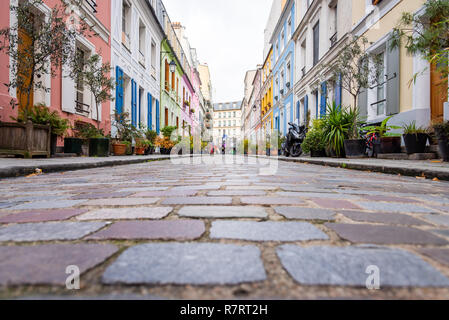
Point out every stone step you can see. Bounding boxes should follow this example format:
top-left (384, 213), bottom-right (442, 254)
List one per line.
top-left (377, 153), bottom-right (438, 160)
top-left (53, 153), bottom-right (78, 158)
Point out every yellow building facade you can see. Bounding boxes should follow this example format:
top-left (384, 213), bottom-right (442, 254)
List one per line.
top-left (261, 48), bottom-right (274, 134)
top-left (351, 0), bottom-right (447, 125)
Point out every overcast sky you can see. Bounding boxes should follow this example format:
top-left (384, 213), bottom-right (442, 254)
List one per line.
top-left (163, 0), bottom-right (272, 103)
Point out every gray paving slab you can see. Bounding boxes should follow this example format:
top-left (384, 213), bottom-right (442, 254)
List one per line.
top-left (178, 206), bottom-right (267, 218)
top-left (276, 245), bottom-right (449, 287)
top-left (102, 243), bottom-right (267, 285)
top-left (6, 200), bottom-right (86, 211)
top-left (274, 207), bottom-right (336, 221)
top-left (0, 222), bottom-right (107, 242)
top-left (210, 221), bottom-right (329, 241)
top-left (355, 202), bottom-right (436, 214)
top-left (76, 207), bottom-right (173, 220)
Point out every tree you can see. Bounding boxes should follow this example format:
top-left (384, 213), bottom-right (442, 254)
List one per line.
top-left (0, 0), bottom-right (93, 119)
top-left (70, 53), bottom-right (114, 130)
top-left (326, 36), bottom-right (382, 138)
top-left (391, 0), bottom-right (449, 86)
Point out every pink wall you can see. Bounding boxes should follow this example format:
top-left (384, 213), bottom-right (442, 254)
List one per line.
top-left (0, 0), bottom-right (111, 146)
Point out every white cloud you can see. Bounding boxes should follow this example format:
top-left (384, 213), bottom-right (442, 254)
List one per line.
top-left (163, 0), bottom-right (272, 102)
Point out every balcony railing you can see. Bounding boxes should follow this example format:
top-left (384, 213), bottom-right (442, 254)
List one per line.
top-left (330, 32), bottom-right (337, 48)
top-left (75, 101), bottom-right (90, 116)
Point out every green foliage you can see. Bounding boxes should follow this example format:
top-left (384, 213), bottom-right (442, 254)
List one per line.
top-left (73, 122), bottom-right (105, 139)
top-left (135, 139), bottom-right (152, 148)
top-left (364, 116), bottom-right (402, 138)
top-left (0, 0), bottom-right (93, 117)
top-left (402, 121), bottom-right (428, 134)
top-left (112, 111), bottom-right (140, 142)
top-left (70, 54), bottom-right (114, 129)
top-left (302, 119), bottom-right (326, 154)
top-left (161, 126), bottom-right (178, 139)
top-left (391, 0), bottom-right (449, 86)
top-left (13, 103), bottom-right (70, 136)
top-left (432, 121), bottom-right (449, 139)
top-left (145, 130), bottom-right (158, 144)
top-left (322, 102), bottom-right (354, 157)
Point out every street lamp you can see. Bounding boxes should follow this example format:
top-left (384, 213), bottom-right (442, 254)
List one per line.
top-left (169, 60), bottom-right (176, 73)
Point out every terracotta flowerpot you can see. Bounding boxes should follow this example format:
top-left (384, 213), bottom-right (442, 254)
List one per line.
top-left (112, 143), bottom-right (127, 156)
top-left (135, 147), bottom-right (145, 155)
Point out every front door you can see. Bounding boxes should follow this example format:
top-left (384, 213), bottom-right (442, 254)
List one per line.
top-left (430, 63), bottom-right (448, 122)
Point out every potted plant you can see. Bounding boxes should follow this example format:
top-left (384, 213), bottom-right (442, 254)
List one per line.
top-left (322, 102), bottom-right (353, 158)
top-left (111, 112), bottom-right (134, 156)
top-left (156, 126), bottom-right (177, 155)
top-left (0, 0), bottom-right (92, 158)
top-left (12, 104), bottom-right (70, 156)
top-left (343, 107), bottom-right (366, 158)
top-left (145, 129), bottom-right (157, 155)
top-left (303, 119), bottom-right (326, 157)
top-left (135, 139), bottom-right (151, 155)
top-left (365, 116), bottom-right (402, 154)
top-left (402, 121), bottom-right (429, 154)
top-left (432, 121), bottom-right (449, 161)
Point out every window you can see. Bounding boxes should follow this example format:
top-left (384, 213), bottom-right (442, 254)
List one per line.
top-left (122, 1), bottom-right (131, 49)
top-left (138, 21), bottom-right (146, 67)
top-left (286, 61), bottom-right (291, 87)
top-left (164, 60), bottom-right (169, 91)
top-left (280, 70), bottom-right (285, 93)
top-left (313, 22), bottom-right (320, 66)
top-left (288, 16), bottom-right (292, 37)
top-left (280, 29), bottom-right (285, 53)
top-left (151, 41), bottom-right (156, 68)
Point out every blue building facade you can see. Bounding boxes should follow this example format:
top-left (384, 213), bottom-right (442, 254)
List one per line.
top-left (271, 0), bottom-right (295, 136)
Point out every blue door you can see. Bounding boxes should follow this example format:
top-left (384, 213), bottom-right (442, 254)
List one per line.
top-left (138, 89), bottom-right (142, 127)
top-left (156, 99), bottom-right (160, 135)
top-left (115, 66), bottom-right (124, 114)
top-left (131, 80), bottom-right (137, 127)
top-left (320, 82), bottom-right (327, 117)
top-left (296, 101), bottom-right (300, 123)
top-left (147, 93), bottom-right (153, 130)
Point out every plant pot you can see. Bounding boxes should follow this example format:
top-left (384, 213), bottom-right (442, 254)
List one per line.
top-left (378, 136), bottom-right (402, 154)
top-left (266, 148), bottom-right (271, 156)
top-left (112, 143), bottom-right (127, 156)
top-left (437, 138), bottom-right (449, 162)
top-left (89, 138), bottom-right (110, 157)
top-left (145, 146), bottom-right (155, 155)
top-left (326, 147), bottom-right (344, 158)
top-left (403, 133), bottom-right (428, 155)
top-left (343, 139), bottom-right (365, 158)
top-left (310, 149), bottom-right (326, 157)
top-left (135, 147), bottom-right (145, 155)
top-left (64, 138), bottom-right (83, 156)
top-left (50, 134), bottom-right (58, 156)
top-left (160, 148), bottom-right (172, 155)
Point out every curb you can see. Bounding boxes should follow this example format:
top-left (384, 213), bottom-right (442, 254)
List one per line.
top-left (0, 155), bottom-right (182, 178)
top-left (251, 155), bottom-right (449, 181)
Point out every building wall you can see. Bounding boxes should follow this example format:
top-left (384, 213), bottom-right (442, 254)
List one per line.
top-left (261, 49), bottom-right (274, 135)
top-left (213, 102), bottom-right (242, 146)
top-left (111, 0), bottom-right (163, 134)
top-left (0, 0), bottom-right (111, 146)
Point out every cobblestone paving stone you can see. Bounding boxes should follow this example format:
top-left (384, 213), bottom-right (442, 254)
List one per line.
top-left (210, 221), bottom-right (329, 241)
top-left (276, 245), bottom-right (449, 287)
top-left (0, 222), bottom-right (107, 242)
top-left (1, 156), bottom-right (449, 299)
top-left (102, 243), bottom-right (266, 285)
top-left (0, 244), bottom-right (118, 285)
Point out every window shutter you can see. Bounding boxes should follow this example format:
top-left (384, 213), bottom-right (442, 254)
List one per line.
top-left (131, 79), bottom-right (137, 126)
top-left (386, 37), bottom-right (400, 115)
top-left (148, 93), bottom-right (152, 130)
top-left (156, 99), bottom-right (160, 134)
top-left (320, 82), bottom-right (327, 117)
top-left (358, 88), bottom-right (368, 119)
top-left (61, 40), bottom-right (76, 114)
top-left (304, 95), bottom-right (309, 124)
top-left (335, 73), bottom-right (342, 108)
top-left (115, 66), bottom-right (124, 114)
top-left (296, 101), bottom-right (300, 122)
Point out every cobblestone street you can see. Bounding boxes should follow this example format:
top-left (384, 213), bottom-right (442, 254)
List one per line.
top-left (1, 156), bottom-right (449, 299)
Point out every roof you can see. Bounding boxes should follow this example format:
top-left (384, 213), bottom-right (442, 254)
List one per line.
top-left (213, 101), bottom-right (243, 111)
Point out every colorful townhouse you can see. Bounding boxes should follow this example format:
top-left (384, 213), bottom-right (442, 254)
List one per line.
top-left (0, 0), bottom-right (112, 149)
top-left (351, 0), bottom-right (448, 127)
top-left (261, 48), bottom-right (274, 136)
top-left (291, 0), bottom-right (448, 129)
top-left (111, 0), bottom-right (165, 135)
top-left (292, 0), bottom-right (347, 125)
top-left (271, 0), bottom-right (296, 136)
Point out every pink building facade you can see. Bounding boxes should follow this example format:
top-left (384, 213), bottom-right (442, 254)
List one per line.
top-left (0, 0), bottom-right (112, 147)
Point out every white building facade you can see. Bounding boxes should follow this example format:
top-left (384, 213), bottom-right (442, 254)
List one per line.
top-left (111, 0), bottom-right (165, 133)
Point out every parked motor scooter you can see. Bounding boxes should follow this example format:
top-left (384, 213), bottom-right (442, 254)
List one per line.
top-left (282, 122), bottom-right (307, 157)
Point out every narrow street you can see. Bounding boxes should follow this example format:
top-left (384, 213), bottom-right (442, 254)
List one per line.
top-left (1, 157), bottom-right (449, 299)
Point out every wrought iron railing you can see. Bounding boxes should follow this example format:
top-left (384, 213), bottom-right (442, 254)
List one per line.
top-left (75, 101), bottom-right (90, 115)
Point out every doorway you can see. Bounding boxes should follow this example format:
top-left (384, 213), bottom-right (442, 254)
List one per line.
top-left (430, 63), bottom-right (448, 122)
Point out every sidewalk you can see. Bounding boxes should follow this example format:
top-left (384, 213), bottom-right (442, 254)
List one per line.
top-left (254, 155), bottom-right (449, 181)
top-left (0, 155), bottom-right (174, 178)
